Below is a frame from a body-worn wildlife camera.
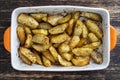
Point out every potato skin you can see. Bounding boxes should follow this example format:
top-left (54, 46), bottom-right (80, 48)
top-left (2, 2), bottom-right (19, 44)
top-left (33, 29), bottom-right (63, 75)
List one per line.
top-left (72, 11), bottom-right (80, 21)
top-left (61, 53), bottom-right (73, 61)
top-left (82, 25), bottom-right (88, 38)
top-left (72, 56), bottom-right (90, 66)
top-left (85, 20), bottom-right (103, 39)
top-left (49, 23), bottom-right (68, 35)
top-left (51, 33), bottom-right (69, 43)
top-left (24, 26), bottom-right (31, 34)
top-left (17, 26), bottom-right (26, 45)
top-left (38, 22), bottom-right (52, 30)
top-left (72, 48), bottom-right (93, 56)
top-left (18, 13), bottom-right (39, 29)
top-left (76, 38), bottom-right (87, 47)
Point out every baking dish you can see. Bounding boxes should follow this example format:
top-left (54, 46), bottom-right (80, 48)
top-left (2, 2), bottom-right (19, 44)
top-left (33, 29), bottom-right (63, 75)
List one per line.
top-left (3, 6), bottom-right (117, 71)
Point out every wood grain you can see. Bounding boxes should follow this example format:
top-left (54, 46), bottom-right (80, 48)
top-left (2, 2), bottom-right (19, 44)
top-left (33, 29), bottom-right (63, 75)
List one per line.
top-left (0, 0), bottom-right (120, 80)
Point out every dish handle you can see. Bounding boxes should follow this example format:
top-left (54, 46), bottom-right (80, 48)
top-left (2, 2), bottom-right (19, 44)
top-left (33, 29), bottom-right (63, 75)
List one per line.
top-left (3, 25), bottom-right (117, 53)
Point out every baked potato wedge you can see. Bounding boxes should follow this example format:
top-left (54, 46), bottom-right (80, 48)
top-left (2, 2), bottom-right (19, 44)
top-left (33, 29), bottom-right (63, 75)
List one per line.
top-left (51, 33), bottom-right (69, 43)
top-left (18, 50), bottom-right (32, 65)
top-left (72, 56), bottom-right (90, 66)
top-left (61, 53), bottom-right (73, 61)
top-left (18, 13), bottom-right (39, 29)
top-left (42, 55), bottom-right (51, 67)
top-left (32, 50), bottom-right (42, 65)
top-left (81, 12), bottom-right (101, 21)
top-left (58, 44), bottom-right (70, 53)
top-left (47, 14), bottom-right (63, 26)
top-left (85, 20), bottom-right (103, 39)
top-left (66, 19), bottom-right (75, 35)
top-left (88, 33), bottom-right (99, 42)
top-left (42, 50), bottom-right (56, 63)
top-left (24, 26), bottom-right (31, 34)
top-left (30, 13), bottom-right (47, 22)
top-left (58, 55), bottom-right (72, 67)
top-left (76, 38), bottom-right (87, 47)
top-left (72, 11), bottom-right (80, 21)
top-left (72, 48), bottom-right (93, 56)
top-left (17, 25), bottom-right (26, 45)
top-left (32, 44), bottom-right (50, 52)
top-left (38, 22), bottom-right (52, 30)
top-left (82, 25), bottom-right (88, 38)
top-left (19, 47), bottom-right (36, 63)
top-left (32, 34), bottom-right (49, 44)
top-left (24, 34), bottom-right (32, 48)
top-left (91, 51), bottom-right (103, 64)
top-left (32, 29), bottom-right (48, 35)
top-left (49, 23), bottom-right (68, 35)
top-left (49, 46), bottom-right (59, 61)
top-left (69, 36), bottom-right (80, 49)
top-left (83, 41), bottom-right (101, 49)
top-left (57, 14), bottom-right (71, 24)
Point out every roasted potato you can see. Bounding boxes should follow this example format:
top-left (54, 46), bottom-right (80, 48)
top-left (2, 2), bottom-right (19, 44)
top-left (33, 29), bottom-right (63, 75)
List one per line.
top-left (51, 33), bottom-right (69, 43)
top-left (58, 44), bottom-right (70, 53)
top-left (32, 29), bottom-right (48, 35)
top-left (83, 41), bottom-right (101, 49)
top-left (19, 47), bottom-right (36, 63)
top-left (88, 33), bottom-right (99, 42)
top-left (72, 48), bottom-right (93, 56)
top-left (72, 56), bottom-right (90, 66)
top-left (57, 14), bottom-right (71, 24)
top-left (42, 50), bottom-right (56, 63)
top-left (76, 38), bottom-right (87, 47)
top-left (30, 13), bottom-right (47, 22)
top-left (42, 55), bottom-right (51, 67)
top-left (61, 53), bottom-right (73, 61)
top-left (32, 34), bottom-right (49, 44)
top-left (53, 43), bottom-right (61, 48)
top-left (85, 20), bottom-right (103, 39)
top-left (58, 55), bottom-right (72, 67)
top-left (81, 12), bottom-right (101, 21)
top-left (72, 11), bottom-right (80, 21)
top-left (82, 25), bottom-right (88, 38)
top-left (24, 26), bottom-right (31, 34)
top-left (73, 20), bottom-right (84, 36)
top-left (38, 22), bottom-right (52, 29)
top-left (91, 51), bottom-right (103, 64)
top-left (32, 50), bottom-right (42, 65)
top-left (18, 50), bottom-right (32, 65)
top-left (66, 19), bottom-right (75, 35)
top-left (47, 14), bottom-right (63, 26)
top-left (69, 36), bottom-right (80, 49)
top-left (24, 34), bottom-right (32, 48)
top-left (49, 23), bottom-right (68, 35)
top-left (17, 25), bottom-right (26, 45)
top-left (63, 36), bottom-right (71, 44)
top-left (49, 46), bottom-right (59, 61)
top-left (18, 13), bottom-right (39, 29)
top-left (32, 44), bottom-right (50, 52)
top-left (42, 16), bottom-right (47, 22)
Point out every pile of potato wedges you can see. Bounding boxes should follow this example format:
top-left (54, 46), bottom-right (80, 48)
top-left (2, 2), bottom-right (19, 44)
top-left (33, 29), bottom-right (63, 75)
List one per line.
top-left (17, 11), bottom-right (103, 67)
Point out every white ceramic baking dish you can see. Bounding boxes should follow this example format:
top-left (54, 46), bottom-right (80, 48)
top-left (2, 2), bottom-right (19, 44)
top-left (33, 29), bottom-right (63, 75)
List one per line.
top-left (10, 6), bottom-right (110, 71)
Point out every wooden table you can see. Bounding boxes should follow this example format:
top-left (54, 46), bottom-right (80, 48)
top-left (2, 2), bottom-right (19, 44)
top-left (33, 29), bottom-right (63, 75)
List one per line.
top-left (0, 0), bottom-right (120, 80)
